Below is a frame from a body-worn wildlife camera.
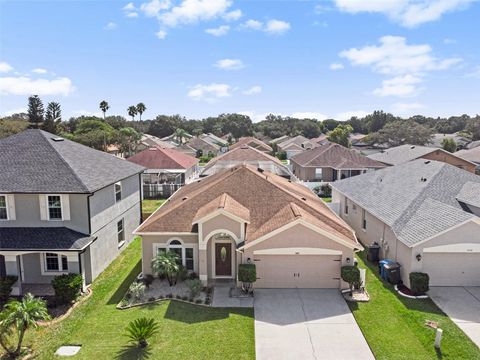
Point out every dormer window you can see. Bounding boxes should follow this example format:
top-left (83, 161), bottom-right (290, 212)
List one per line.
top-left (47, 195), bottom-right (62, 220)
top-left (115, 182), bottom-right (122, 202)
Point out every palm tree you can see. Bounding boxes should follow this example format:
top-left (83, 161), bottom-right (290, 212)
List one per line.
top-left (174, 128), bottom-right (188, 144)
top-left (127, 106), bottom-right (138, 121)
top-left (0, 293), bottom-right (50, 358)
top-left (99, 100), bottom-right (109, 119)
top-left (124, 318), bottom-right (159, 348)
top-left (136, 103), bottom-right (146, 121)
top-left (151, 251), bottom-right (180, 286)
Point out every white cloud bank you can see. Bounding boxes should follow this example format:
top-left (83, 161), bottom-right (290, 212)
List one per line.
top-left (329, 63), bottom-right (344, 70)
top-left (205, 25), bottom-right (230, 36)
top-left (0, 62), bottom-right (13, 73)
top-left (334, 0), bottom-right (474, 27)
top-left (242, 86), bottom-right (262, 95)
top-left (0, 76), bottom-right (74, 96)
top-left (214, 58), bottom-right (245, 70)
top-left (188, 83), bottom-right (232, 102)
top-left (241, 18), bottom-right (291, 35)
top-left (104, 22), bottom-right (118, 30)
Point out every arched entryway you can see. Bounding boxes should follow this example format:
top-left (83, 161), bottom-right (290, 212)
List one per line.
top-left (205, 231), bottom-right (239, 280)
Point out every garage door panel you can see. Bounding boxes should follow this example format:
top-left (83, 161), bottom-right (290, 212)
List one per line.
top-left (255, 254), bottom-right (341, 288)
top-left (423, 253), bottom-right (480, 286)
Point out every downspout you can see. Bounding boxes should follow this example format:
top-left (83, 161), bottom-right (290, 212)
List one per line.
top-left (87, 193), bottom-right (93, 235)
top-left (138, 173), bottom-right (143, 224)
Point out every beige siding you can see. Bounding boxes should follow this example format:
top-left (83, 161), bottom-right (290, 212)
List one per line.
top-left (201, 214), bottom-right (242, 241)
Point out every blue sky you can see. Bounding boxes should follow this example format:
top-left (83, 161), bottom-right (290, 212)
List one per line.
top-left (1, 0), bottom-right (479, 121)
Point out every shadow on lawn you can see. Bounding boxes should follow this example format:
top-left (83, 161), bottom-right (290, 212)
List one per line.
top-left (107, 259), bottom-right (142, 305)
top-left (358, 251), bottom-right (446, 317)
top-left (163, 300), bottom-right (253, 324)
top-left (115, 344), bottom-right (152, 360)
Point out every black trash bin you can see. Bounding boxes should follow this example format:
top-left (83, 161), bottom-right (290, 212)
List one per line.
top-left (367, 243), bottom-right (380, 262)
top-left (384, 262), bottom-right (401, 285)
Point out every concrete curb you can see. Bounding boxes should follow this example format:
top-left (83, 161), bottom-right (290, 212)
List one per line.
top-left (394, 285), bottom-right (429, 299)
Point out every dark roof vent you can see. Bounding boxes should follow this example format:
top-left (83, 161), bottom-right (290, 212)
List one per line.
top-left (301, 197), bottom-right (306, 201)
top-left (257, 167), bottom-right (264, 173)
top-left (182, 197), bottom-right (188, 201)
top-left (410, 145), bottom-right (415, 149)
top-left (52, 137), bottom-right (64, 142)
top-left (424, 160), bottom-right (430, 164)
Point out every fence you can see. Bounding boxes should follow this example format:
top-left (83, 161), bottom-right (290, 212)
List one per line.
top-left (143, 183), bottom-right (183, 199)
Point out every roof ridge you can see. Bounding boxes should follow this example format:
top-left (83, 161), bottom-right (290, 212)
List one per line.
top-left (219, 193), bottom-right (228, 209)
top-left (38, 131), bottom-right (90, 192)
top-left (303, 143), bottom-right (334, 166)
top-left (289, 202), bottom-right (302, 218)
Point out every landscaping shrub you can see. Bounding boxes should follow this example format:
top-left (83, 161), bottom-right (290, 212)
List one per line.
top-left (141, 274), bottom-right (154, 289)
top-left (185, 279), bottom-right (202, 298)
top-left (151, 251), bottom-right (180, 286)
top-left (124, 317), bottom-right (159, 348)
top-left (148, 297), bottom-right (155, 302)
top-left (341, 266), bottom-right (360, 294)
top-left (0, 276), bottom-right (18, 303)
top-left (238, 263), bottom-right (256, 294)
top-left (177, 265), bottom-right (188, 282)
top-left (128, 282), bottom-right (146, 303)
top-left (409, 272), bottom-right (429, 295)
top-left (51, 273), bottom-right (83, 304)
top-left (276, 151), bottom-right (287, 160)
top-left (195, 299), bottom-right (202, 304)
top-left (188, 272), bottom-right (199, 280)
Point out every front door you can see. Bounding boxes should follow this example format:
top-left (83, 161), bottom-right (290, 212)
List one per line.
top-left (215, 243), bottom-right (232, 276)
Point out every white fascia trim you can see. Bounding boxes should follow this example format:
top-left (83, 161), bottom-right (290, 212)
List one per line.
top-left (134, 231), bottom-right (198, 236)
top-left (253, 247), bottom-right (342, 256)
top-left (423, 243), bottom-right (480, 253)
top-left (243, 219), bottom-right (361, 251)
top-left (192, 208), bottom-right (249, 225)
top-left (410, 218), bottom-right (476, 248)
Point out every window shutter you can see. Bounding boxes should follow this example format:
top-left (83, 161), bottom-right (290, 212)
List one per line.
top-left (61, 194), bottom-right (71, 221)
top-left (39, 195), bottom-right (47, 220)
top-left (6, 194), bottom-right (15, 220)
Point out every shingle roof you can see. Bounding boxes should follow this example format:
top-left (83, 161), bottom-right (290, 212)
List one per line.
top-left (368, 144), bottom-right (439, 165)
top-left (456, 182), bottom-right (480, 209)
top-left (187, 137), bottom-right (220, 152)
top-left (0, 227), bottom-right (95, 251)
top-left (230, 137), bottom-right (273, 152)
top-left (193, 193), bottom-right (250, 223)
top-left (331, 159), bottom-right (480, 247)
top-left (137, 165), bottom-right (359, 246)
top-left (277, 135), bottom-right (318, 150)
top-left (291, 143), bottom-right (385, 169)
top-left (0, 130), bottom-right (144, 193)
top-left (127, 146), bottom-right (198, 170)
top-left (456, 146), bottom-right (480, 164)
top-left (200, 146), bottom-right (293, 178)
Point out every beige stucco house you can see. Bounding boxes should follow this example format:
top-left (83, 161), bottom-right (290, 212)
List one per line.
top-left (135, 165), bottom-right (362, 288)
top-left (330, 159), bottom-right (480, 288)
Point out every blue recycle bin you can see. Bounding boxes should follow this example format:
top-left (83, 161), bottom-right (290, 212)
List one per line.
top-left (378, 259), bottom-right (396, 280)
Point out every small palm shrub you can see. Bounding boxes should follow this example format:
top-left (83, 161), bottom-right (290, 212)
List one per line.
top-left (128, 282), bottom-right (146, 304)
top-left (124, 317), bottom-right (159, 348)
top-left (0, 293), bottom-right (50, 358)
top-left (185, 279), bottom-right (202, 299)
top-left (151, 251), bottom-right (180, 286)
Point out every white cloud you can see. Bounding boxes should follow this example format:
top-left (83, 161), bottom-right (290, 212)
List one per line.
top-left (238, 111), bottom-right (272, 122)
top-left (159, 0), bottom-right (232, 27)
top-left (0, 76), bottom-right (74, 96)
top-left (123, 2), bottom-right (139, 17)
top-left (205, 25), bottom-right (230, 36)
top-left (32, 68), bottom-right (47, 74)
top-left (140, 0), bottom-right (171, 17)
top-left (334, 0), bottom-right (474, 27)
top-left (223, 9), bottom-right (242, 21)
top-left (240, 19), bottom-right (290, 35)
top-left (2, 107), bottom-right (27, 116)
top-left (0, 62), bottom-right (13, 73)
top-left (156, 30), bottom-right (167, 39)
top-left (443, 38), bottom-right (457, 44)
top-left (104, 22), bottom-right (118, 30)
top-left (188, 83), bottom-right (232, 102)
top-left (214, 58), bottom-right (244, 70)
top-left (373, 74), bottom-right (423, 97)
top-left (242, 86), bottom-right (262, 95)
top-left (335, 110), bottom-right (370, 121)
top-left (391, 102), bottom-right (425, 116)
top-left (264, 19), bottom-right (290, 35)
top-left (291, 112), bottom-right (328, 120)
top-left (329, 63), bottom-right (344, 70)
top-left (340, 36), bottom-right (461, 97)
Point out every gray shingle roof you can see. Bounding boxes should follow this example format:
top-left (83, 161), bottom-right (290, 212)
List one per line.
top-left (456, 182), bottom-right (480, 209)
top-left (0, 227), bottom-right (95, 251)
top-left (0, 130), bottom-right (144, 193)
top-left (368, 144), bottom-right (438, 165)
top-left (331, 159), bottom-right (480, 247)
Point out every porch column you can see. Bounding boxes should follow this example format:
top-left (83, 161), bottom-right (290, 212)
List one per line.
top-left (198, 245), bottom-right (208, 285)
top-left (4, 255), bottom-right (21, 295)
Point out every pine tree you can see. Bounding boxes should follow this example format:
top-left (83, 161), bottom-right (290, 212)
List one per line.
top-left (43, 102), bottom-right (62, 134)
top-left (27, 95), bottom-right (44, 128)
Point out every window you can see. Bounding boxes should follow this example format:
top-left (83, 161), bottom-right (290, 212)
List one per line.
top-left (45, 253), bottom-right (68, 272)
top-left (117, 219), bottom-right (125, 244)
top-left (315, 168), bottom-right (323, 180)
top-left (168, 240), bottom-right (183, 265)
top-left (115, 182), bottom-right (122, 202)
top-left (344, 197), bottom-right (349, 215)
top-left (185, 248), bottom-right (194, 271)
top-left (362, 209), bottom-right (367, 230)
top-left (0, 196), bottom-right (7, 220)
top-left (157, 240), bottom-right (195, 271)
top-left (47, 195), bottom-right (62, 220)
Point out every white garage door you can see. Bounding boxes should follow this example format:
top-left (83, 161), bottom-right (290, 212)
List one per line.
top-left (423, 253), bottom-right (480, 286)
top-left (254, 254), bottom-right (341, 288)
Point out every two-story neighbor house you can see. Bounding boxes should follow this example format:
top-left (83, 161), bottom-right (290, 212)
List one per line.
top-left (0, 130), bottom-right (144, 295)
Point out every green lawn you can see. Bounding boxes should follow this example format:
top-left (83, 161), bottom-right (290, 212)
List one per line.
top-left (142, 199), bottom-right (166, 214)
top-left (19, 238), bottom-right (254, 360)
top-left (350, 252), bottom-right (480, 360)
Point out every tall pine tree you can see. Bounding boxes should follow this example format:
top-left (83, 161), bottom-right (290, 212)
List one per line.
top-left (27, 95), bottom-right (44, 129)
top-left (43, 102), bottom-right (61, 134)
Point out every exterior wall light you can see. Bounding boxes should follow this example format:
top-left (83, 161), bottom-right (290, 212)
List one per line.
top-left (416, 254), bottom-right (422, 262)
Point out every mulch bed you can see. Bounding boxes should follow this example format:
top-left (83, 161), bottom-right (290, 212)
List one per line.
top-left (398, 284), bottom-right (425, 297)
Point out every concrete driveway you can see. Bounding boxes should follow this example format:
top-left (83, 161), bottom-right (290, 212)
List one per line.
top-left (254, 289), bottom-right (374, 360)
top-left (429, 287), bottom-right (480, 348)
